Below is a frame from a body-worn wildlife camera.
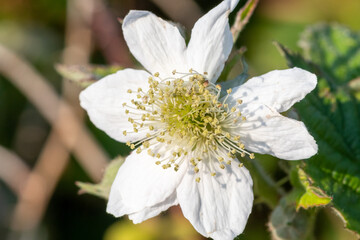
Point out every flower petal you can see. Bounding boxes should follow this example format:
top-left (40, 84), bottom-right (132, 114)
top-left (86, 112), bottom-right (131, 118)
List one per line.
top-left (176, 160), bottom-right (253, 240)
top-left (234, 101), bottom-right (317, 160)
top-left (227, 68), bottom-right (318, 160)
top-left (231, 67), bottom-right (317, 112)
top-left (128, 193), bottom-right (178, 224)
top-left (123, 10), bottom-right (187, 77)
top-left (80, 69), bottom-right (150, 143)
top-left (107, 185), bottom-right (177, 224)
top-left (186, 0), bottom-right (239, 82)
top-left (107, 143), bottom-right (188, 218)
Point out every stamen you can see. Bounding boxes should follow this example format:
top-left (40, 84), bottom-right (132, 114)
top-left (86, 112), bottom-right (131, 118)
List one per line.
top-left (122, 70), bottom-right (255, 181)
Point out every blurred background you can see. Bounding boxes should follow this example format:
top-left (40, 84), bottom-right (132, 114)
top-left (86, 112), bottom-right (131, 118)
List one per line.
top-left (0, 0), bottom-right (359, 239)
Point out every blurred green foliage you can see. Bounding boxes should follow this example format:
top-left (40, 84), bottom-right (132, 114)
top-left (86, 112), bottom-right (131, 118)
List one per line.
top-left (278, 23), bottom-right (360, 234)
top-left (77, 157), bottom-right (124, 199)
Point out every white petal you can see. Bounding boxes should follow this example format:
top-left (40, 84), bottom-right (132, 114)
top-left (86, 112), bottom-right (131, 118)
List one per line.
top-left (80, 69), bottom-right (150, 143)
top-left (123, 10), bottom-right (187, 78)
top-left (235, 102), bottom-right (317, 160)
top-left (186, 0), bottom-right (239, 82)
top-left (176, 160), bottom-right (253, 240)
top-left (107, 143), bottom-right (188, 218)
top-left (128, 193), bottom-right (178, 224)
top-left (107, 186), bottom-right (177, 224)
top-left (227, 68), bottom-right (318, 160)
top-left (231, 67), bottom-right (317, 112)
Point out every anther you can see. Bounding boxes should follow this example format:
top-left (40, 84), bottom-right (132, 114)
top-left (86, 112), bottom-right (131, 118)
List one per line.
top-left (122, 68), bottom-right (256, 175)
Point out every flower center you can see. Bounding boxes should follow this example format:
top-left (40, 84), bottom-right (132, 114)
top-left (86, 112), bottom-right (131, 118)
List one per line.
top-left (123, 70), bottom-right (254, 181)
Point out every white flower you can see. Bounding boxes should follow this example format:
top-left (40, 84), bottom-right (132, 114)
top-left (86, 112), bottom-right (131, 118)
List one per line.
top-left (79, 0), bottom-right (318, 239)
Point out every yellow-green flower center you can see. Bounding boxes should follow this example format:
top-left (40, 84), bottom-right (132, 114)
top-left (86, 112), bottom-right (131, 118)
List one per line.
top-left (123, 70), bottom-right (254, 181)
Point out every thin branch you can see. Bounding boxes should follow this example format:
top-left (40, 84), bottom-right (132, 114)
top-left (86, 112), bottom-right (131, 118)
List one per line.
top-left (0, 146), bottom-right (30, 196)
top-left (10, 133), bottom-right (69, 230)
top-left (1, 0), bottom-right (108, 232)
top-left (0, 44), bottom-right (108, 182)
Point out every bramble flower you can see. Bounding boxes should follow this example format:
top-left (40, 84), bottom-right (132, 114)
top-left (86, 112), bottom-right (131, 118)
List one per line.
top-left (79, 0), bottom-right (317, 239)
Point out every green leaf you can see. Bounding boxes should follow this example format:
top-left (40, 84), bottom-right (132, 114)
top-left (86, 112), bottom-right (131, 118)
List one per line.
top-left (231, 0), bottom-right (259, 42)
top-left (269, 198), bottom-right (316, 240)
top-left (219, 49), bottom-right (249, 94)
top-left (296, 168), bottom-right (332, 210)
top-left (276, 23), bottom-right (360, 234)
top-left (55, 64), bottom-right (122, 88)
top-left (298, 23), bottom-right (360, 86)
top-left (218, 48), bottom-right (246, 82)
top-left (76, 156), bottom-right (124, 199)
top-left (349, 77), bottom-right (360, 100)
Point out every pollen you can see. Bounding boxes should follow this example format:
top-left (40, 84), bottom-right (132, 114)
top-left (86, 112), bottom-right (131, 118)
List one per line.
top-left (122, 69), bottom-right (254, 180)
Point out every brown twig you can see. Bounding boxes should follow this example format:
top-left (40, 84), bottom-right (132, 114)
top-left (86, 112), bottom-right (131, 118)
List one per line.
top-left (6, 41), bottom-right (110, 173)
top-left (10, 133), bottom-right (69, 230)
top-left (0, 146), bottom-right (30, 196)
top-left (1, 0), bottom-right (108, 232)
top-left (0, 45), bottom-right (108, 181)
